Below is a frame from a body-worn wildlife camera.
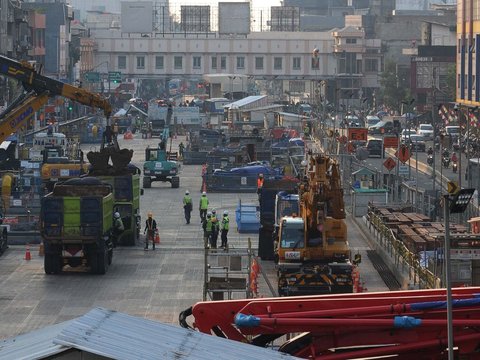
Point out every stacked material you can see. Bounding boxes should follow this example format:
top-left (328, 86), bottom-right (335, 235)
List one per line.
top-left (368, 202), bottom-right (468, 254)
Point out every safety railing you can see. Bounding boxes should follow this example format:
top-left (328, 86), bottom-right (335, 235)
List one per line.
top-left (367, 212), bottom-right (441, 289)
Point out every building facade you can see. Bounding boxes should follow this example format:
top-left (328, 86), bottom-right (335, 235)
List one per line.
top-left (457, 0), bottom-right (480, 108)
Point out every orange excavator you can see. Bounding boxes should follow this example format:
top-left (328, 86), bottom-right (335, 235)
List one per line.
top-left (0, 54), bottom-right (132, 171)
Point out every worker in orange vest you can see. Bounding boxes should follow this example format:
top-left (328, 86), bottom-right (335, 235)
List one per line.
top-left (257, 173), bottom-right (264, 203)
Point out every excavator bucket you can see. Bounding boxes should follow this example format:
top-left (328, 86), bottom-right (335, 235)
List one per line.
top-left (111, 148), bottom-right (134, 171)
top-left (86, 149), bottom-right (111, 171)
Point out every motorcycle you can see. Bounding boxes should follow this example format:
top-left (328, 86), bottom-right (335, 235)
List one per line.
top-left (442, 156), bottom-right (450, 169)
top-left (427, 154), bottom-right (433, 166)
top-left (452, 161), bottom-right (458, 173)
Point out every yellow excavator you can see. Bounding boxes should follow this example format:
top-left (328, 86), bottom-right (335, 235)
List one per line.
top-left (0, 54), bottom-right (132, 170)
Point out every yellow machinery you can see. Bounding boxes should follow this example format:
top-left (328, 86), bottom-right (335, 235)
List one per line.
top-left (275, 151), bottom-right (359, 296)
top-left (0, 55), bottom-right (131, 170)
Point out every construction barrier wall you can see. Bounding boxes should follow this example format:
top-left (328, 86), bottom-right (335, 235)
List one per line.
top-left (204, 173), bottom-right (258, 193)
top-left (183, 151), bottom-right (208, 165)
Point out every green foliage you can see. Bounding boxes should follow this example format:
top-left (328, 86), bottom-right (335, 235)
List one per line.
top-left (445, 63), bottom-right (456, 101)
top-left (379, 59), bottom-right (407, 113)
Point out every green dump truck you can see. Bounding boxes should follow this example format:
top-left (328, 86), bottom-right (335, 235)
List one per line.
top-left (41, 177), bottom-right (115, 275)
top-left (40, 170), bottom-right (142, 275)
top-left (98, 171), bottom-right (142, 246)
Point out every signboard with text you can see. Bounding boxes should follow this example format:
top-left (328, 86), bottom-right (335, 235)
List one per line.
top-left (347, 128), bottom-right (368, 142)
top-left (383, 136), bottom-right (399, 149)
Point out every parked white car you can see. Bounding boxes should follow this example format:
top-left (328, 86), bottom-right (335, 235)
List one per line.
top-left (418, 124), bottom-right (434, 140)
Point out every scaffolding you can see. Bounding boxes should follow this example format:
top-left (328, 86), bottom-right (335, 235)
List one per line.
top-left (203, 238), bottom-right (254, 301)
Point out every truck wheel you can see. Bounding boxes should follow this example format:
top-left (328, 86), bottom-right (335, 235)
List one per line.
top-left (171, 176), bottom-right (180, 188)
top-left (143, 176), bottom-right (152, 189)
top-left (0, 228), bottom-right (7, 255)
top-left (44, 254), bottom-right (61, 274)
top-left (96, 248), bottom-right (108, 275)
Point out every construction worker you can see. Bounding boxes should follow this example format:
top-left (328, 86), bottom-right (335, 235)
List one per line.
top-left (112, 212), bottom-right (125, 247)
top-left (143, 212), bottom-right (157, 251)
top-left (202, 212), bottom-right (213, 248)
top-left (257, 173), bottom-right (264, 203)
top-left (199, 191), bottom-right (209, 223)
top-left (178, 142), bottom-right (185, 159)
top-left (183, 190), bottom-right (192, 224)
top-left (257, 173), bottom-right (264, 190)
top-left (221, 210), bottom-right (229, 249)
top-left (210, 209), bottom-right (220, 249)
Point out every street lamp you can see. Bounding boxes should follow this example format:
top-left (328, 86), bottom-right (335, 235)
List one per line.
top-left (444, 188), bottom-right (475, 360)
top-left (228, 75), bottom-right (236, 100)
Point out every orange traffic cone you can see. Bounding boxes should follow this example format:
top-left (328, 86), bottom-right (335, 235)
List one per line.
top-left (25, 244), bottom-right (31, 261)
top-left (154, 230), bottom-right (160, 244)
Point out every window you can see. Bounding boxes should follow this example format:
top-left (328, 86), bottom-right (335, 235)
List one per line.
top-left (193, 56), bottom-right (201, 69)
top-left (118, 56), bottom-right (126, 70)
top-left (220, 56), bottom-right (226, 70)
top-left (293, 57), bottom-right (301, 70)
top-left (136, 56), bottom-right (145, 69)
top-left (274, 57), bottom-right (282, 70)
top-left (364, 59), bottom-right (378, 72)
top-left (174, 56), bottom-right (183, 69)
top-left (255, 57), bottom-right (263, 70)
top-left (211, 56), bottom-right (217, 69)
top-left (346, 38), bottom-right (357, 44)
top-left (236, 56), bottom-right (245, 69)
top-left (155, 56), bottom-right (164, 69)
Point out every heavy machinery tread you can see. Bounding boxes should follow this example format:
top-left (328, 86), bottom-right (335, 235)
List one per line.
top-left (143, 177), bottom-right (151, 189)
top-left (171, 176), bottom-right (180, 188)
top-left (366, 250), bottom-right (402, 291)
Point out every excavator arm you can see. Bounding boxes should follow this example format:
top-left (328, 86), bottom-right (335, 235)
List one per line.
top-left (0, 92), bottom-right (49, 142)
top-left (0, 54), bottom-right (131, 170)
top-left (0, 55), bottom-right (112, 118)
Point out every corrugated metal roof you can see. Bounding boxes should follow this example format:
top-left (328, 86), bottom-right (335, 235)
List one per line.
top-left (1, 308), bottom-right (299, 360)
top-left (0, 320), bottom-right (73, 360)
top-left (226, 96), bottom-right (267, 109)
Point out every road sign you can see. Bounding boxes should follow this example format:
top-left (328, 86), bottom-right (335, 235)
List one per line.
top-left (398, 164), bottom-right (409, 176)
top-left (108, 71), bottom-right (122, 82)
top-left (448, 181), bottom-right (459, 194)
top-left (395, 144), bottom-right (411, 163)
top-left (383, 136), bottom-right (399, 149)
top-left (347, 128), bottom-right (368, 142)
top-left (84, 72), bottom-right (100, 82)
top-left (383, 157), bottom-right (396, 171)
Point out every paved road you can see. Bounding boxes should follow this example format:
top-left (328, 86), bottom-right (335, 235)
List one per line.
top-left (0, 133), bottom-right (388, 340)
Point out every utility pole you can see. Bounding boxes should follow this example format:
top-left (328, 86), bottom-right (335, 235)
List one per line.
top-left (431, 67), bottom-right (437, 220)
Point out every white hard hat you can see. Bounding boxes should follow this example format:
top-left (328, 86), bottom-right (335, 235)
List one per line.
top-left (207, 212), bottom-right (212, 217)
top-left (202, 191), bottom-right (206, 196)
top-left (185, 190), bottom-right (190, 195)
top-left (223, 210), bottom-right (228, 216)
top-left (114, 212), bottom-right (120, 218)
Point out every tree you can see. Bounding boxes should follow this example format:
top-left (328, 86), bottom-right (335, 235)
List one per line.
top-left (379, 60), bottom-right (407, 113)
top-left (445, 63), bottom-right (456, 101)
